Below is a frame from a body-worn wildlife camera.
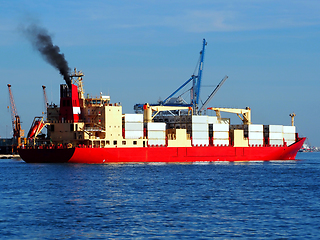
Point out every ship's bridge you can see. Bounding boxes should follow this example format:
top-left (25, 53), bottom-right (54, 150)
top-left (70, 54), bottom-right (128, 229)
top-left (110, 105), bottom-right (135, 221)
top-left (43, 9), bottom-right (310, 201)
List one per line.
top-left (85, 95), bottom-right (110, 107)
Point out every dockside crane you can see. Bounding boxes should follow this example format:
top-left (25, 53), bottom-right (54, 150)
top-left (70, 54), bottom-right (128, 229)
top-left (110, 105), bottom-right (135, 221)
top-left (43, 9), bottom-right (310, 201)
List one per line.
top-left (133, 39), bottom-right (227, 115)
top-left (7, 84), bottom-right (23, 148)
top-left (199, 75), bottom-right (228, 113)
top-left (161, 39), bottom-right (207, 114)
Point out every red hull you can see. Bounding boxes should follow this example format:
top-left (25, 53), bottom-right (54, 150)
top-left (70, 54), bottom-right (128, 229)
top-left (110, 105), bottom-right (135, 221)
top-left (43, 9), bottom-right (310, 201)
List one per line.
top-left (19, 137), bottom-right (305, 164)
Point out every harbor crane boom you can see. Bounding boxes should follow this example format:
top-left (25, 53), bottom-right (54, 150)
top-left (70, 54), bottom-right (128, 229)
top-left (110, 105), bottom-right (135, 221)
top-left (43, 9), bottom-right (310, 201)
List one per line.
top-left (162, 77), bottom-right (193, 106)
top-left (192, 38), bottom-right (207, 114)
top-left (7, 84), bottom-right (23, 146)
top-left (162, 39), bottom-right (207, 114)
top-left (133, 39), bottom-right (227, 116)
top-left (199, 75), bottom-right (228, 113)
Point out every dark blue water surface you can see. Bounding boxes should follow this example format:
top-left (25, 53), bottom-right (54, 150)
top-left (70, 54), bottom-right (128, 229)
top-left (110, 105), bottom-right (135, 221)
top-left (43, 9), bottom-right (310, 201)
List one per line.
top-left (1, 152), bottom-right (320, 239)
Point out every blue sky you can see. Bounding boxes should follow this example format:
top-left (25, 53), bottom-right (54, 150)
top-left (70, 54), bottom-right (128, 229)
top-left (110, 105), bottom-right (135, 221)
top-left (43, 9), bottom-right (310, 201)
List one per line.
top-left (1, 0), bottom-right (320, 146)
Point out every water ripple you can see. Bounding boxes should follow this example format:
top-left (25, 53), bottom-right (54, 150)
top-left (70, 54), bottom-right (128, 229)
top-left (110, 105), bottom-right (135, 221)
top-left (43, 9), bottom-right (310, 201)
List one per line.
top-left (0, 153), bottom-right (319, 239)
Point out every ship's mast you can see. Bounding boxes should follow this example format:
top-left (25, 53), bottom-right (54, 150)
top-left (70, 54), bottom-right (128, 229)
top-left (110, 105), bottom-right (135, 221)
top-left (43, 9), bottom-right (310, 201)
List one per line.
top-left (289, 112), bottom-right (296, 126)
top-left (42, 85), bottom-right (48, 117)
top-left (70, 68), bottom-right (85, 103)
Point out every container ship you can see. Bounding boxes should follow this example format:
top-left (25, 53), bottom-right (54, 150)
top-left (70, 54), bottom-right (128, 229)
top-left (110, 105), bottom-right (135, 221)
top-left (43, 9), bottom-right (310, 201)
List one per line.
top-left (18, 40), bottom-right (305, 163)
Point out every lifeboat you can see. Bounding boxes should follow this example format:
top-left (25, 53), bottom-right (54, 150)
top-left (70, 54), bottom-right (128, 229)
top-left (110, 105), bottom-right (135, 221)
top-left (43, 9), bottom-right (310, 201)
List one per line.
top-left (27, 120), bottom-right (45, 139)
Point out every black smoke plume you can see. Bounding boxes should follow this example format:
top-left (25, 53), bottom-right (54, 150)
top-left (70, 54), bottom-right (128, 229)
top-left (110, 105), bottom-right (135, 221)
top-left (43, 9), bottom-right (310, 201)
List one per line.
top-left (22, 24), bottom-right (71, 88)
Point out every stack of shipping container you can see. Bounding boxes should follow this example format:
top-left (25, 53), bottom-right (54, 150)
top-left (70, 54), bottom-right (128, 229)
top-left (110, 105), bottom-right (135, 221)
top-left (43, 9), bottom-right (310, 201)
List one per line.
top-left (125, 113), bottom-right (296, 147)
top-left (123, 114), bottom-right (144, 139)
top-left (247, 124), bottom-right (264, 146)
top-left (147, 122), bottom-right (166, 146)
top-left (265, 125), bottom-right (284, 146)
top-left (212, 123), bottom-right (229, 146)
top-left (283, 126), bottom-right (296, 146)
top-left (192, 116), bottom-right (209, 146)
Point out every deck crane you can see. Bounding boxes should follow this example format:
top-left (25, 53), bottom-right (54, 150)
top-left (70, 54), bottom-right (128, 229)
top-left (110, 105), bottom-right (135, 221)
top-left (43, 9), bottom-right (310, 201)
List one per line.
top-left (7, 84), bottom-right (23, 147)
top-left (143, 103), bottom-right (192, 123)
top-left (207, 107), bottom-right (252, 125)
top-left (42, 85), bottom-right (48, 116)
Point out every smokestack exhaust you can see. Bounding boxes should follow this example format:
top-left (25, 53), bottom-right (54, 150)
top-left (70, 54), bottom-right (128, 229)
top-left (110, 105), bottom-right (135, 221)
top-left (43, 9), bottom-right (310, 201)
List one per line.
top-left (22, 23), bottom-right (71, 88)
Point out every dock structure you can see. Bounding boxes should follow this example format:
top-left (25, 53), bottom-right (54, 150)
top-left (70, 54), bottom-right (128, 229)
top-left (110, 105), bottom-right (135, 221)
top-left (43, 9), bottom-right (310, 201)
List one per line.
top-left (0, 154), bottom-right (20, 159)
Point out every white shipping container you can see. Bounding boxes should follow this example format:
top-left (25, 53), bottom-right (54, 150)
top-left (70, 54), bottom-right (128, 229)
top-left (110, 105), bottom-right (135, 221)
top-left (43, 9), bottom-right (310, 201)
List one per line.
top-left (148, 139), bottom-right (166, 146)
top-left (124, 114), bottom-right (143, 123)
top-left (147, 122), bottom-right (166, 131)
top-left (192, 138), bottom-right (209, 146)
top-left (125, 130), bottom-right (144, 139)
top-left (192, 123), bottom-right (208, 132)
top-left (212, 123), bottom-right (229, 132)
top-left (148, 130), bottom-right (166, 139)
top-left (248, 124), bottom-right (263, 132)
top-left (248, 131), bottom-right (263, 140)
top-left (269, 132), bottom-right (283, 139)
top-left (125, 122), bottom-right (143, 131)
top-left (283, 133), bottom-right (295, 141)
top-left (268, 125), bottom-right (283, 133)
top-left (269, 139), bottom-right (284, 146)
top-left (208, 116), bottom-right (218, 124)
top-left (283, 126), bottom-right (296, 134)
top-left (249, 139), bottom-right (264, 145)
top-left (212, 139), bottom-right (229, 146)
top-left (192, 115), bottom-right (208, 124)
top-left (192, 131), bottom-right (209, 139)
top-left (213, 131), bottom-right (229, 139)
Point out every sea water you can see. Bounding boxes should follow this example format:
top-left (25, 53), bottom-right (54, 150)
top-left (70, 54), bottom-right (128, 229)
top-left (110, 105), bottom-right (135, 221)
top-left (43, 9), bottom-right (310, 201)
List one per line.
top-left (0, 152), bottom-right (319, 239)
